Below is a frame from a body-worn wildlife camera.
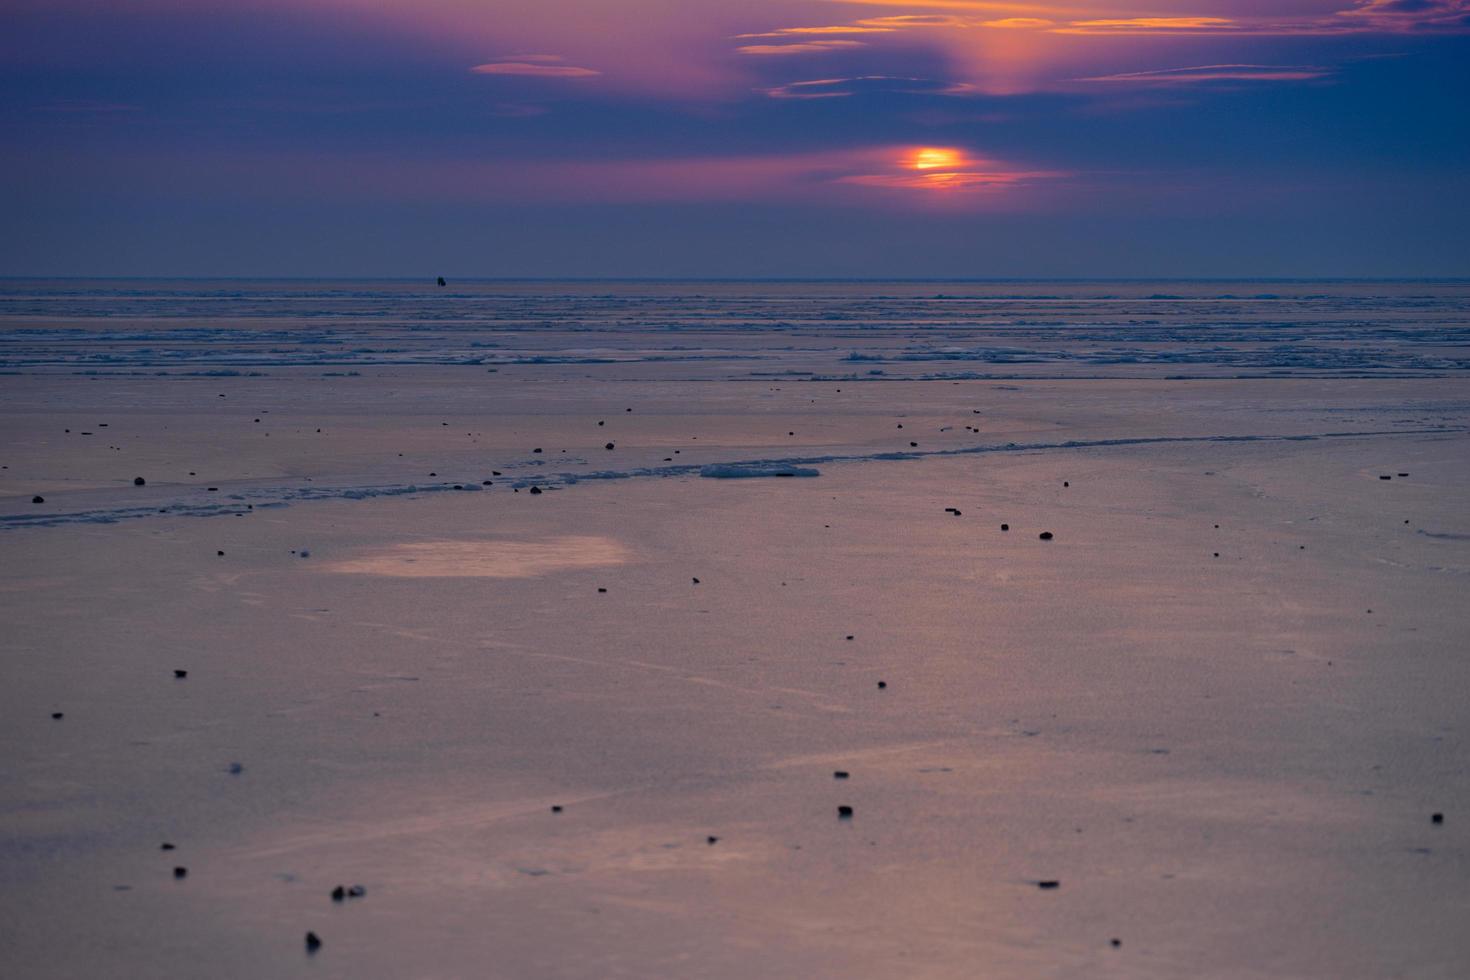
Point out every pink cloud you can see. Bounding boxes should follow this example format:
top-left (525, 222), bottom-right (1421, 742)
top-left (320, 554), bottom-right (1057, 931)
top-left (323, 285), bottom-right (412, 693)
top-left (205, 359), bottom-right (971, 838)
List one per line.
top-left (735, 26), bottom-right (898, 38)
top-left (471, 60), bottom-right (600, 78)
top-left (1338, 0), bottom-right (1470, 31)
top-left (737, 39), bottom-right (869, 55)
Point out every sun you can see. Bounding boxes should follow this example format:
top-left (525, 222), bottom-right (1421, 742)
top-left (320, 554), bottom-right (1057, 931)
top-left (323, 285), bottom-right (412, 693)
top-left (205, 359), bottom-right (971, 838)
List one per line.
top-left (907, 147), bottom-right (965, 171)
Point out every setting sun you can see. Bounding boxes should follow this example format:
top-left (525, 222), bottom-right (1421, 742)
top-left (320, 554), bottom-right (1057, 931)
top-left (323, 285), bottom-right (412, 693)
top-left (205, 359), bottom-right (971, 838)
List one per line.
top-left (908, 146), bottom-right (964, 170)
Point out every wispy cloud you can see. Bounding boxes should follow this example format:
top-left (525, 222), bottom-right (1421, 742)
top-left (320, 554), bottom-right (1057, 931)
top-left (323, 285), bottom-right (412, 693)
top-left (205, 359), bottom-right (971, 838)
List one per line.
top-left (760, 75), bottom-right (965, 99)
top-left (1051, 17), bottom-right (1239, 35)
top-left (790, 2), bottom-right (1470, 38)
top-left (737, 40), bottom-right (869, 55)
top-left (1077, 64), bottom-right (1334, 84)
top-left (982, 18), bottom-right (1055, 29)
top-left (1338, 0), bottom-right (1470, 31)
top-left (471, 55), bottom-right (599, 78)
top-left (735, 26), bottom-right (898, 38)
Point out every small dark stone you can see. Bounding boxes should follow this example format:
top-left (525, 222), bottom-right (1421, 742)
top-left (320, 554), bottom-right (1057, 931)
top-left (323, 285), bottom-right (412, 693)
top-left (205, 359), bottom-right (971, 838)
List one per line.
top-left (1000, 523), bottom-right (1009, 531)
top-left (707, 836), bottom-right (719, 845)
top-left (605, 442), bottom-right (615, 450)
top-left (1432, 812), bottom-right (1444, 824)
top-left (51, 712), bottom-right (63, 719)
top-left (833, 771), bottom-right (849, 779)
top-left (174, 669), bottom-right (187, 679)
top-left (1379, 475), bottom-right (1391, 480)
top-left (529, 486), bottom-right (542, 495)
top-left (598, 420), bottom-right (604, 426)
top-left (845, 635), bottom-right (854, 640)
top-left (305, 932), bottom-right (322, 954)
top-left (532, 448), bottom-right (543, 453)
top-left (160, 842), bottom-right (175, 850)
top-left (692, 577), bottom-right (700, 584)
top-left (483, 480), bottom-right (492, 486)
top-left (437, 276), bottom-right (446, 286)
top-left (1111, 939), bottom-right (1122, 948)
top-left (909, 441), bottom-right (918, 447)
top-left (876, 681), bottom-right (887, 689)
top-left (1036, 880), bottom-right (1059, 890)
top-left (837, 805), bottom-right (853, 819)
top-left (1063, 481), bottom-right (1069, 487)
top-left (32, 496), bottom-right (44, 504)
top-left (331, 885), bottom-right (345, 902)
top-left (174, 867), bottom-right (188, 879)
top-left (228, 762), bottom-right (244, 775)
top-left (551, 805), bottom-right (563, 813)
top-left (217, 550), bottom-right (225, 556)
top-left (1213, 553), bottom-right (1220, 558)
top-left (597, 587), bottom-right (607, 593)
top-left (1398, 473), bottom-right (1409, 477)
top-left (1038, 531), bottom-right (1053, 540)
top-left (134, 477), bottom-right (146, 486)
top-left (429, 472), bottom-right (436, 477)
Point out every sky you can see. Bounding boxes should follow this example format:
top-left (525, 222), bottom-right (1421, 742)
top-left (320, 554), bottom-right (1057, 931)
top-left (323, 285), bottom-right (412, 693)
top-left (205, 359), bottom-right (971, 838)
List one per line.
top-left (2, 0), bottom-right (1468, 277)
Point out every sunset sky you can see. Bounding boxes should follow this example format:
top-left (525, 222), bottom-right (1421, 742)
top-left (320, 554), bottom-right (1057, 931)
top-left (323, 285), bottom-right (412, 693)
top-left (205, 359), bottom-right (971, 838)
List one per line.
top-left (4, 0), bottom-right (1468, 276)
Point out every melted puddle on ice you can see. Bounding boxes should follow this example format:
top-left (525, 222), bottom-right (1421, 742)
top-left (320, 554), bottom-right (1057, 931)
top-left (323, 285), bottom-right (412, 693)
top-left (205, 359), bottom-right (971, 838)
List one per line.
top-left (322, 535), bottom-right (629, 578)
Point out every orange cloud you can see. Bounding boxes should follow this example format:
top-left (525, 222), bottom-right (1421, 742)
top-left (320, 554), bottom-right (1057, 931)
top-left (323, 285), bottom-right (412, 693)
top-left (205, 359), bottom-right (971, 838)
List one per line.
top-left (820, 0), bottom-right (1061, 10)
top-left (1053, 17), bottom-right (1238, 35)
top-left (981, 18), bottom-right (1055, 28)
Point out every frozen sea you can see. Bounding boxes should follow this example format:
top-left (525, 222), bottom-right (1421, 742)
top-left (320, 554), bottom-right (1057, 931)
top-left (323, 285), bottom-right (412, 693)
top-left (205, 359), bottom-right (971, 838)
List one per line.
top-left (1, 279), bottom-right (1468, 978)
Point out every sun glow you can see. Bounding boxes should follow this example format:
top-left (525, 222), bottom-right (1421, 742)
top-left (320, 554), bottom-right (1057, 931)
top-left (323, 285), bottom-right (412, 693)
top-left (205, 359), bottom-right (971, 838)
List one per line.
top-left (908, 146), bottom-right (964, 170)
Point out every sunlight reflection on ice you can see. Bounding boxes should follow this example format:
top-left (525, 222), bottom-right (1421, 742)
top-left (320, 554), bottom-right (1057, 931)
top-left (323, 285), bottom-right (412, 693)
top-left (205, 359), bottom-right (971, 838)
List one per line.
top-left (322, 536), bottom-right (629, 578)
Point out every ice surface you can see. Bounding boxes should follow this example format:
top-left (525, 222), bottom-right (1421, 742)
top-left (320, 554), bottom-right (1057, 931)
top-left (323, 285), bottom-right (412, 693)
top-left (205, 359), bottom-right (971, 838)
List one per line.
top-left (700, 463), bottom-right (821, 478)
top-left (1, 279), bottom-right (1468, 979)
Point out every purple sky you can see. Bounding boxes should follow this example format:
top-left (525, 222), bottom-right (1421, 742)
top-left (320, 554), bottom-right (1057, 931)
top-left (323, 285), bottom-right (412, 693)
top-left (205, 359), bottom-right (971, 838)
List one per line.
top-left (3, 0), bottom-right (1468, 276)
